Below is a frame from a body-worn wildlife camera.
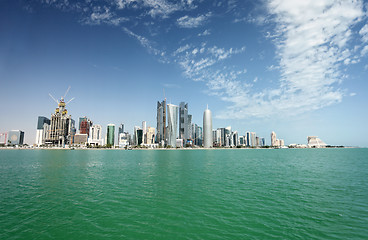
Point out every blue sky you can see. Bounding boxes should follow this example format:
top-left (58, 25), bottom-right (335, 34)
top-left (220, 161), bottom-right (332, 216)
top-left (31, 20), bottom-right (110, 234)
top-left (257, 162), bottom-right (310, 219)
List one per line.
top-left (1, 0), bottom-right (368, 147)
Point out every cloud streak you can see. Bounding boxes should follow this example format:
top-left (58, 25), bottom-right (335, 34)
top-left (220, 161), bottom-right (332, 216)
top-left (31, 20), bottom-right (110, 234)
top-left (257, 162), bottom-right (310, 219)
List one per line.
top-left (214, 0), bottom-right (366, 119)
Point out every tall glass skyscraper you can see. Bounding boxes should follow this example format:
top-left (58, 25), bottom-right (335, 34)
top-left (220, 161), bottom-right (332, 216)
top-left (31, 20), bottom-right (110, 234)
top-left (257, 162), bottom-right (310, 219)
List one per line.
top-left (106, 124), bottom-right (115, 146)
top-left (156, 99), bottom-right (166, 144)
top-left (179, 102), bottom-right (189, 142)
top-left (167, 104), bottom-right (178, 147)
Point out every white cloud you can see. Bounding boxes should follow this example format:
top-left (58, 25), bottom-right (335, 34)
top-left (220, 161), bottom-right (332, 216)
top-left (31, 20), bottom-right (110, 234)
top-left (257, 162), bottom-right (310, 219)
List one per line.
top-left (214, 0), bottom-right (366, 119)
top-left (198, 29), bottom-right (211, 36)
top-left (359, 23), bottom-right (368, 42)
top-left (122, 27), bottom-right (164, 56)
top-left (177, 13), bottom-right (212, 28)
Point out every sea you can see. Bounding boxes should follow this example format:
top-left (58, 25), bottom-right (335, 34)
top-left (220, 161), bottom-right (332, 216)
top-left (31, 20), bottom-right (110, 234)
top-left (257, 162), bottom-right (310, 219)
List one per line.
top-left (0, 148), bottom-right (367, 239)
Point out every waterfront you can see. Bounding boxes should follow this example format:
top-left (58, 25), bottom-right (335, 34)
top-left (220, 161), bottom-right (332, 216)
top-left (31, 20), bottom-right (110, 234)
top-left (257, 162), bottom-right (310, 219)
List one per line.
top-left (1, 149), bottom-right (367, 239)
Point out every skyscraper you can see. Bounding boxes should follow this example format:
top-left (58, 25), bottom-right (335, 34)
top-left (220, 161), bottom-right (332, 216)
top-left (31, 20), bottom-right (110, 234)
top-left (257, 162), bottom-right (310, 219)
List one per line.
top-left (166, 103), bottom-right (178, 147)
top-left (156, 99), bottom-right (166, 144)
top-left (246, 131), bottom-right (251, 147)
top-left (203, 106), bottom-right (213, 148)
top-left (106, 124), bottom-right (115, 146)
top-left (45, 98), bottom-right (75, 146)
top-left (251, 132), bottom-right (256, 147)
top-left (271, 131), bottom-right (277, 147)
top-left (79, 117), bottom-right (93, 136)
top-left (142, 121), bottom-right (147, 144)
top-left (118, 123), bottom-right (124, 136)
top-left (179, 102), bottom-right (190, 143)
top-left (35, 116), bottom-right (50, 146)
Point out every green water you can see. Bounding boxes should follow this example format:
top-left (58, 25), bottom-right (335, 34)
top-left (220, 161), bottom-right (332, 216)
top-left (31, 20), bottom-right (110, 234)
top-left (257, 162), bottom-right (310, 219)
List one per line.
top-left (0, 149), bottom-right (367, 239)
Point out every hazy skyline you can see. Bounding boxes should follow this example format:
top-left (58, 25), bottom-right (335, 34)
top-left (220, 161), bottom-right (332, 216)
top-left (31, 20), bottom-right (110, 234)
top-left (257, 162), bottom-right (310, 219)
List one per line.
top-left (1, 0), bottom-right (368, 147)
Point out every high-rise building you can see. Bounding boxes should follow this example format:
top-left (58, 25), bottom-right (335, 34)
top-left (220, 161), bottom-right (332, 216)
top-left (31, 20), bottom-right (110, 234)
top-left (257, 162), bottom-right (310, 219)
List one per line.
top-left (118, 124), bottom-right (124, 136)
top-left (88, 124), bottom-right (103, 146)
top-left (8, 130), bottom-right (24, 146)
top-left (216, 128), bottom-right (222, 146)
top-left (271, 131), bottom-right (277, 147)
top-left (146, 127), bottom-right (155, 144)
top-left (260, 138), bottom-right (265, 147)
top-left (79, 117), bottom-right (93, 136)
top-left (35, 116), bottom-right (50, 146)
top-left (251, 132), bottom-right (256, 147)
top-left (118, 132), bottom-right (131, 147)
top-left (45, 98), bottom-right (75, 146)
top-left (187, 114), bottom-right (192, 143)
top-left (203, 106), bottom-right (213, 148)
top-left (156, 99), bottom-right (166, 145)
top-left (194, 125), bottom-right (203, 146)
top-left (246, 131), bottom-right (251, 147)
top-left (166, 104), bottom-right (178, 147)
top-left (233, 131), bottom-right (239, 147)
top-left (106, 124), bottom-right (115, 146)
top-left (142, 121), bottom-right (147, 144)
top-left (179, 102), bottom-right (190, 143)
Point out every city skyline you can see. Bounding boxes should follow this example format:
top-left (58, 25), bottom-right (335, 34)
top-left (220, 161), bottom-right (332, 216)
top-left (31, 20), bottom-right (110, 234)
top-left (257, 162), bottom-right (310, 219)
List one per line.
top-left (1, 0), bottom-right (368, 147)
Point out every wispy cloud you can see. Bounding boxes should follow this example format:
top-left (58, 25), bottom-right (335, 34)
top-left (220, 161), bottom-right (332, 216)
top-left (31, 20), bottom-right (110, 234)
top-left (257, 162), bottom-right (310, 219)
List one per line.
top-left (122, 27), bottom-right (165, 57)
top-left (177, 13), bottom-right (212, 28)
top-left (215, 0), bottom-right (366, 119)
top-left (82, 6), bottom-right (128, 26)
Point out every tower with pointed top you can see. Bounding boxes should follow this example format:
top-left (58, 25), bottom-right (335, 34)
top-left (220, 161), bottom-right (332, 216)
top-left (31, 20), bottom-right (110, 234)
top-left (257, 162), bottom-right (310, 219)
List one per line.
top-left (203, 105), bottom-right (213, 148)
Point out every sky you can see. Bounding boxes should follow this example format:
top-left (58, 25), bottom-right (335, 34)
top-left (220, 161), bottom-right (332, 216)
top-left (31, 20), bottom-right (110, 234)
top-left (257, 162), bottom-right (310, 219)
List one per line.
top-left (1, 0), bottom-right (368, 147)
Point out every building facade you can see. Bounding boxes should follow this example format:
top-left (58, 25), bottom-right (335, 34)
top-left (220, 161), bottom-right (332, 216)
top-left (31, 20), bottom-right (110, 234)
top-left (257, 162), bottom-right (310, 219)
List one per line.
top-left (106, 124), bottom-right (115, 146)
top-left (156, 99), bottom-right (166, 145)
top-left (166, 104), bottom-right (178, 147)
top-left (8, 130), bottom-right (24, 146)
top-left (203, 107), bottom-right (213, 148)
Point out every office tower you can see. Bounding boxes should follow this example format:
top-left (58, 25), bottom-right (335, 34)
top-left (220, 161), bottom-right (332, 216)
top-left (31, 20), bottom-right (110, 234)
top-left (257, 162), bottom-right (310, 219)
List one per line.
top-left (88, 124), bottom-right (103, 146)
top-left (256, 136), bottom-right (260, 147)
top-left (79, 117), bottom-right (93, 136)
top-left (280, 139), bottom-right (285, 147)
top-left (246, 131), bottom-right (251, 147)
top-left (233, 131), bottom-right (239, 147)
top-left (156, 99), bottom-right (166, 144)
top-left (142, 121), bottom-right (147, 144)
top-left (203, 106), bottom-right (213, 148)
top-left (225, 126), bottom-right (231, 147)
top-left (179, 102), bottom-right (190, 142)
top-left (35, 116), bottom-right (50, 146)
top-left (146, 127), bottom-right (155, 144)
top-left (187, 114), bottom-right (192, 143)
top-left (7, 130), bottom-right (24, 146)
top-left (194, 125), bottom-right (203, 146)
top-left (118, 124), bottom-right (124, 136)
top-left (251, 132), bottom-right (256, 147)
top-left (45, 98), bottom-right (75, 146)
top-left (239, 136), bottom-right (245, 145)
top-left (118, 132), bottom-right (130, 147)
top-left (216, 128), bottom-right (222, 146)
top-left (271, 131), bottom-right (277, 147)
top-left (212, 130), bottom-right (217, 145)
top-left (167, 104), bottom-right (179, 147)
top-left (106, 124), bottom-right (115, 146)
top-left (261, 138), bottom-right (265, 147)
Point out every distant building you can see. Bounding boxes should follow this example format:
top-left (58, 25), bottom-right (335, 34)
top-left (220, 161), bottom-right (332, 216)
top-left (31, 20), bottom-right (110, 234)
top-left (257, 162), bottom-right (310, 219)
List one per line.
top-left (307, 136), bottom-right (327, 148)
top-left (79, 117), bottom-right (93, 136)
top-left (35, 116), bottom-right (50, 146)
top-left (106, 124), bottom-right (115, 146)
top-left (251, 132), bottom-right (256, 147)
top-left (156, 99), bottom-right (166, 145)
top-left (167, 104), bottom-right (179, 147)
top-left (246, 131), bottom-right (251, 147)
top-left (8, 130), bottom-right (24, 146)
top-left (179, 102), bottom-right (191, 143)
top-left (271, 131), bottom-right (277, 147)
top-left (88, 124), bottom-right (103, 146)
top-left (146, 127), bottom-right (155, 144)
top-left (118, 123), bottom-right (124, 136)
top-left (118, 132), bottom-right (130, 147)
top-left (203, 106), bottom-right (213, 148)
top-left (73, 133), bottom-right (88, 145)
top-left (142, 121), bottom-right (147, 144)
top-left (45, 98), bottom-right (75, 146)
top-left (260, 138), bottom-right (265, 147)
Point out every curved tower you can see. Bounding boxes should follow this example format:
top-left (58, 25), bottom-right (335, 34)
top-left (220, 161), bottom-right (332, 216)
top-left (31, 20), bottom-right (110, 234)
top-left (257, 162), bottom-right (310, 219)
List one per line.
top-left (203, 106), bottom-right (213, 148)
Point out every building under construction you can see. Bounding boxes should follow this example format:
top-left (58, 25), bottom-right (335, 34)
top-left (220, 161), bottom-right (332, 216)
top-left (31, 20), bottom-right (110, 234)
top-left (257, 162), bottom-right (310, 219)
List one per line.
top-left (44, 88), bottom-right (75, 146)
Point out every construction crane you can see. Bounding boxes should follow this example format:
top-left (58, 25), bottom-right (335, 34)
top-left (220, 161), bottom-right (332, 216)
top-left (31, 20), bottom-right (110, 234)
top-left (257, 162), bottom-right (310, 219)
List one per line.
top-left (48, 86), bottom-right (75, 115)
